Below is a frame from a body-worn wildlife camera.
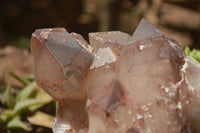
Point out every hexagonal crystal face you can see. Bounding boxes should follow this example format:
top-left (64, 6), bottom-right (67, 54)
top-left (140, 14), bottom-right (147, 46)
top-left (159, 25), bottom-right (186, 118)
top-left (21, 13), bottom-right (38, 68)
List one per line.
top-left (46, 31), bottom-right (81, 67)
top-left (31, 28), bottom-right (94, 101)
top-left (31, 19), bottom-right (200, 133)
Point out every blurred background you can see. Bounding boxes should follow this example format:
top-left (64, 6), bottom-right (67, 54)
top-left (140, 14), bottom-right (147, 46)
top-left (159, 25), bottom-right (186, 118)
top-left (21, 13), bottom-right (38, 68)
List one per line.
top-left (0, 0), bottom-right (200, 49)
top-left (0, 0), bottom-right (200, 132)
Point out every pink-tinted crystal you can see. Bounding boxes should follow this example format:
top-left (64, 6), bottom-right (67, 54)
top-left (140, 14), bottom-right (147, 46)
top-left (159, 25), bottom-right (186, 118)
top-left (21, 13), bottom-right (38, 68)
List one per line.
top-left (89, 31), bottom-right (131, 56)
top-left (31, 28), bottom-right (93, 132)
top-left (31, 28), bottom-right (94, 101)
top-left (31, 19), bottom-right (200, 133)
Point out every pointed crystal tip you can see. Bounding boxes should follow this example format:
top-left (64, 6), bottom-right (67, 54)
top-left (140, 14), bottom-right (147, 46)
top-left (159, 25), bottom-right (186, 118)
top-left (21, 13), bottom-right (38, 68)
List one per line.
top-left (130, 18), bottom-right (164, 43)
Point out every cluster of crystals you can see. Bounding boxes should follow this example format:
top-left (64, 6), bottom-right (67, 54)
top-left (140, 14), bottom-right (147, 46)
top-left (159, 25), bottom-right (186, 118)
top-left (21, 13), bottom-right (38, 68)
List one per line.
top-left (31, 19), bottom-right (200, 133)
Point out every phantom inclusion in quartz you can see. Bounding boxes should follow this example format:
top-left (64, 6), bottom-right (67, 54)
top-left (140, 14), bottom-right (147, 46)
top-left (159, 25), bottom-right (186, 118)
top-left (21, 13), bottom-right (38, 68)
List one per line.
top-left (31, 19), bottom-right (200, 133)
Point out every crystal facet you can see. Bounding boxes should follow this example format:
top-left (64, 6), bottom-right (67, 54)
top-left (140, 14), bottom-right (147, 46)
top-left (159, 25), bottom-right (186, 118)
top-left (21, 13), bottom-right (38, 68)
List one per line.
top-left (31, 28), bottom-right (94, 101)
top-left (31, 19), bottom-right (200, 133)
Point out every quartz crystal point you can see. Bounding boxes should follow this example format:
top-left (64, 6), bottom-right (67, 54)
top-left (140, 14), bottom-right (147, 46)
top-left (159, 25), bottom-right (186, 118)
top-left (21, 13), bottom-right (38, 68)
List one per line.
top-left (31, 28), bottom-right (94, 132)
top-left (31, 19), bottom-right (200, 133)
top-left (31, 28), bottom-right (94, 101)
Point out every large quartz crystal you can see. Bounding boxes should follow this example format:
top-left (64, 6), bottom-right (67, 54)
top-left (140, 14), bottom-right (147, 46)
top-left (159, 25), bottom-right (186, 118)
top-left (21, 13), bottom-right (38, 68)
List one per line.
top-left (31, 19), bottom-right (200, 133)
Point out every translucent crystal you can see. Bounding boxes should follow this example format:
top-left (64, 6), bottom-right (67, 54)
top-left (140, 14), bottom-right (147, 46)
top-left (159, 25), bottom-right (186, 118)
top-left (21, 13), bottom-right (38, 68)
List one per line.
top-left (31, 28), bottom-right (94, 101)
top-left (90, 47), bottom-right (116, 69)
top-left (184, 57), bottom-right (200, 132)
top-left (89, 31), bottom-right (131, 55)
top-left (31, 19), bottom-right (200, 133)
top-left (130, 18), bottom-right (164, 43)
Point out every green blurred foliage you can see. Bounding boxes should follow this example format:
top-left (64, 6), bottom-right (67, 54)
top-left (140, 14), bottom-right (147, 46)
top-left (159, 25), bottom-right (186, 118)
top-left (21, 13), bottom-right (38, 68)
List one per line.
top-left (185, 46), bottom-right (200, 62)
top-left (15, 36), bottom-right (30, 50)
top-left (0, 74), bottom-right (54, 131)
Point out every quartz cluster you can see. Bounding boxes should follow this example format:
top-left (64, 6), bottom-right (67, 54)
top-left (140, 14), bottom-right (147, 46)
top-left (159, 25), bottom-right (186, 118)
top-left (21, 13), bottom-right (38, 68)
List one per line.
top-left (31, 19), bottom-right (200, 133)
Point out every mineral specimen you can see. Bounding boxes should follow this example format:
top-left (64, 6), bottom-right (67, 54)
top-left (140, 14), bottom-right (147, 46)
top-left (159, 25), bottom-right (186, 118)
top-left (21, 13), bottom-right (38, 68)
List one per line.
top-left (31, 19), bottom-right (200, 133)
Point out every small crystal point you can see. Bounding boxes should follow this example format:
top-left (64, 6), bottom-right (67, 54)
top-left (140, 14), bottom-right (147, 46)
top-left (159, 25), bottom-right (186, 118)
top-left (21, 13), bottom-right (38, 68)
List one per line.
top-left (33, 28), bottom-right (67, 42)
top-left (130, 18), bottom-right (163, 43)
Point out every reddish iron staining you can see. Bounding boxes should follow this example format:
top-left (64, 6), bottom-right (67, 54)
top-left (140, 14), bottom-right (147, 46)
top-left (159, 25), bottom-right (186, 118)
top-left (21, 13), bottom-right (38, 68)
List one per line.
top-left (127, 128), bottom-right (140, 133)
top-left (106, 79), bottom-right (122, 116)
